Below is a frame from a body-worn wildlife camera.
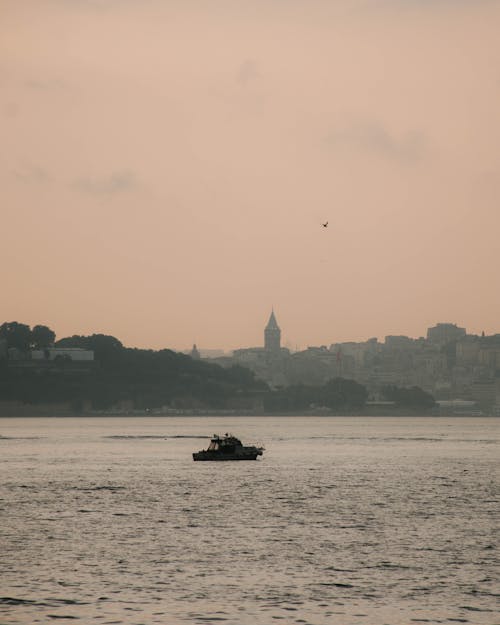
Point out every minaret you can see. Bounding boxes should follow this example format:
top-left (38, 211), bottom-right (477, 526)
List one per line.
top-left (190, 344), bottom-right (201, 360)
top-left (264, 310), bottom-right (281, 353)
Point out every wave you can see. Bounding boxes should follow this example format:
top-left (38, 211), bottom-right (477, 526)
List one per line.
top-left (307, 436), bottom-right (498, 443)
top-left (0, 597), bottom-right (88, 607)
top-left (315, 582), bottom-right (354, 588)
top-left (74, 486), bottom-right (126, 492)
top-left (0, 436), bottom-right (41, 440)
top-left (103, 435), bottom-right (210, 440)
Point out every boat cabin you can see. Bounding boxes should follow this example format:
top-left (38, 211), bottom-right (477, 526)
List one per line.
top-left (207, 433), bottom-right (242, 452)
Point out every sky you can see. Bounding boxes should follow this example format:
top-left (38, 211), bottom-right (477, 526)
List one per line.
top-left (1, 0), bottom-right (499, 351)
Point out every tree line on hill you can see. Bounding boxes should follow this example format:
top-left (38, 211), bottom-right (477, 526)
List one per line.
top-left (0, 321), bottom-right (55, 350)
top-left (0, 321), bottom-right (436, 413)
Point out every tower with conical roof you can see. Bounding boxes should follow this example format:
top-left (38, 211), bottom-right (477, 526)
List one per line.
top-left (264, 310), bottom-right (281, 353)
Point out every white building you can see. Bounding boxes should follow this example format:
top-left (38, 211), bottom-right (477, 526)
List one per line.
top-left (31, 348), bottom-right (94, 361)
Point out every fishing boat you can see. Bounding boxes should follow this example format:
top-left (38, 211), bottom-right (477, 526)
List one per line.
top-left (193, 433), bottom-right (264, 461)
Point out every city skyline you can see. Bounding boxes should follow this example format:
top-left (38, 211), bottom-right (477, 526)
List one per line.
top-left (188, 315), bottom-right (486, 354)
top-left (2, 0), bottom-right (499, 351)
top-left (1, 312), bottom-right (494, 355)
top-left (1, 4), bottom-right (498, 624)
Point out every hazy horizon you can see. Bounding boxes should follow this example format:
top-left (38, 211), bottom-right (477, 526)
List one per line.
top-left (2, 0), bottom-right (499, 351)
top-left (0, 315), bottom-right (491, 354)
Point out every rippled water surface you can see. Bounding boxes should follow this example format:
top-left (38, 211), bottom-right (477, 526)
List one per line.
top-left (1, 416), bottom-right (498, 624)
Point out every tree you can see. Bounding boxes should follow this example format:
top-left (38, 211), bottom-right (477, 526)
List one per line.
top-left (320, 378), bottom-right (368, 409)
top-left (381, 385), bottom-right (436, 409)
top-left (262, 378), bottom-right (368, 413)
top-left (56, 334), bottom-right (123, 362)
top-left (0, 322), bottom-right (32, 351)
top-left (31, 325), bottom-right (56, 349)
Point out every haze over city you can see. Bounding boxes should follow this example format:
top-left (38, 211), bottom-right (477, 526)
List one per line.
top-left (2, 5), bottom-right (499, 623)
top-left (2, 0), bottom-right (499, 350)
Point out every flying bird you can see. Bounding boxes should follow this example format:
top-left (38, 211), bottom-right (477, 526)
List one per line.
top-left (322, 221), bottom-right (328, 228)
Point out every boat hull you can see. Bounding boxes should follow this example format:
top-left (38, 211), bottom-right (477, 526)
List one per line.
top-left (193, 451), bottom-right (262, 461)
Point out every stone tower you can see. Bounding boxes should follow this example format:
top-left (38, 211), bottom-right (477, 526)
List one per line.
top-left (264, 310), bottom-right (281, 353)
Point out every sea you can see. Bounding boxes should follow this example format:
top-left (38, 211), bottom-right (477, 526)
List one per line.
top-left (0, 416), bottom-right (498, 625)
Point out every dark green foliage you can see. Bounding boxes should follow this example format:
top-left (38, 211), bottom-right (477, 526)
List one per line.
top-left (31, 325), bottom-right (56, 349)
top-left (0, 322), bottom-right (32, 350)
top-left (320, 378), bottom-right (368, 409)
top-left (55, 334), bottom-right (123, 362)
top-left (263, 384), bottom-right (315, 412)
top-left (381, 385), bottom-right (436, 408)
top-left (0, 322), bottom-right (56, 350)
top-left (263, 378), bottom-right (368, 412)
top-left (1, 328), bottom-right (268, 410)
top-left (1, 321), bottom-right (373, 414)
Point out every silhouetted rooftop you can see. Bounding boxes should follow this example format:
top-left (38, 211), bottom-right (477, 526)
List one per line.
top-left (265, 310), bottom-right (280, 331)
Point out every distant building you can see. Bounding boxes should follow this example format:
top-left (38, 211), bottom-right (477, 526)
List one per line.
top-left (7, 347), bottom-right (24, 360)
top-left (456, 336), bottom-right (481, 366)
top-left (199, 349), bottom-right (226, 358)
top-left (436, 399), bottom-right (479, 415)
top-left (467, 380), bottom-right (497, 410)
top-left (190, 344), bottom-right (201, 360)
top-left (287, 346), bottom-right (340, 386)
top-left (6, 346), bottom-right (95, 374)
top-left (221, 315), bottom-right (500, 411)
top-left (264, 310), bottom-right (281, 353)
top-left (232, 310), bottom-right (289, 387)
top-left (384, 335), bottom-right (416, 350)
top-left (427, 323), bottom-right (466, 345)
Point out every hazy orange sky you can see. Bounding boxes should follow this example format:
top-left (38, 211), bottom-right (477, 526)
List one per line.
top-left (1, 0), bottom-right (499, 351)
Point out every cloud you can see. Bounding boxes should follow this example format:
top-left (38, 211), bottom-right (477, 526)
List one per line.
top-left (12, 163), bottom-right (50, 184)
top-left (237, 59), bottom-right (259, 85)
top-left (3, 101), bottom-right (19, 118)
top-left (364, 0), bottom-right (499, 10)
top-left (25, 78), bottom-right (68, 91)
top-left (73, 171), bottom-right (137, 195)
top-left (325, 121), bottom-right (426, 163)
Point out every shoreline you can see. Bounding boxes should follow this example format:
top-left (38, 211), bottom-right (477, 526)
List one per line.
top-left (0, 409), bottom-right (494, 418)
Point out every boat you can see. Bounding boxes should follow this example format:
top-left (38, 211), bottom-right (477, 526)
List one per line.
top-left (193, 433), bottom-right (264, 461)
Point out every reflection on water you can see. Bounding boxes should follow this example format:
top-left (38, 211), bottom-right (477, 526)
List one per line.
top-left (0, 416), bottom-right (498, 624)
